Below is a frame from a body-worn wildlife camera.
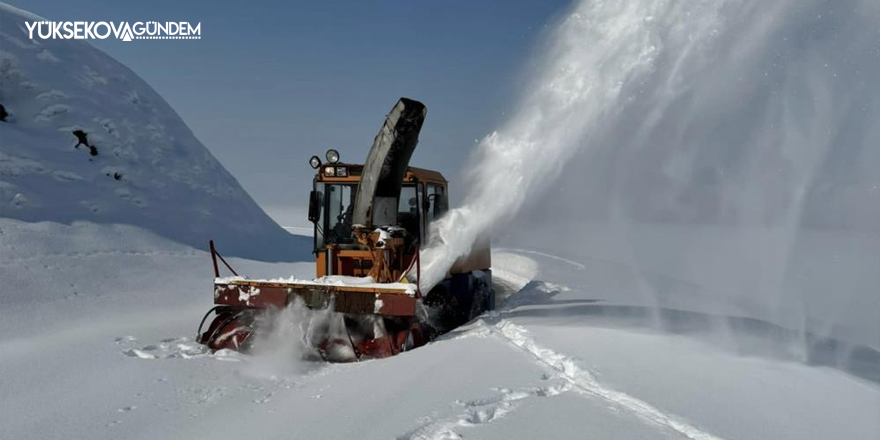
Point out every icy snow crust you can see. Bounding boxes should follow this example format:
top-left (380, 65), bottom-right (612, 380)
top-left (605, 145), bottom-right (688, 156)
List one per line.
top-left (0, 3), bottom-right (303, 260)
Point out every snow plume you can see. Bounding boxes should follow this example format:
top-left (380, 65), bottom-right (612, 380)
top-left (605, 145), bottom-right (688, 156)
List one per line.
top-left (419, 0), bottom-right (879, 348)
top-left (245, 299), bottom-right (350, 376)
top-left (419, 0), bottom-right (729, 290)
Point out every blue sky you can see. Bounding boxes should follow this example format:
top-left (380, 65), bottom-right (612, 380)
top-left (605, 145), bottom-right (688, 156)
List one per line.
top-left (18, 0), bottom-right (571, 225)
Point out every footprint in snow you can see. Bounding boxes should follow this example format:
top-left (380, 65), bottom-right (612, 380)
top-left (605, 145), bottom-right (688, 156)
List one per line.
top-left (123, 348), bottom-right (156, 359)
top-left (253, 393), bottom-right (273, 404)
top-left (33, 104), bottom-right (70, 122)
top-left (119, 336), bottom-right (239, 361)
top-left (115, 336), bottom-right (137, 344)
top-left (399, 381), bottom-right (572, 439)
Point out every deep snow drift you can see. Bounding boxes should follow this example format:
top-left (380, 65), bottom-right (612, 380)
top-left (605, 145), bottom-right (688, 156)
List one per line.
top-left (0, 3), bottom-right (304, 260)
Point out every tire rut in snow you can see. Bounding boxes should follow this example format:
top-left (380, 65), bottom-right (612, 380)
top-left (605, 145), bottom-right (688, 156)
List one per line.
top-left (492, 319), bottom-right (728, 440)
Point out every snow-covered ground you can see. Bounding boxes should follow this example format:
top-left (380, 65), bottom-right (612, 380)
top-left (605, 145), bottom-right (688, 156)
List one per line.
top-left (1, 218), bottom-right (877, 440)
top-left (2, 2), bottom-right (878, 439)
top-left (0, 3), bottom-right (301, 260)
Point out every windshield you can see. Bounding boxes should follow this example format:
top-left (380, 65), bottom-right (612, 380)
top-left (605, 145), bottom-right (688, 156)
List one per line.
top-left (326, 183), bottom-right (355, 244)
top-left (313, 182), bottom-right (423, 249)
top-left (398, 185), bottom-right (420, 248)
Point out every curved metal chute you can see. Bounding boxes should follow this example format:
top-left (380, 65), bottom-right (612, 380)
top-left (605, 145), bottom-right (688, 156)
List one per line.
top-left (351, 98), bottom-right (427, 228)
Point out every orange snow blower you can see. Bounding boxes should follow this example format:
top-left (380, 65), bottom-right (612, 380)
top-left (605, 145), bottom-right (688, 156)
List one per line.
top-left (197, 98), bottom-right (494, 361)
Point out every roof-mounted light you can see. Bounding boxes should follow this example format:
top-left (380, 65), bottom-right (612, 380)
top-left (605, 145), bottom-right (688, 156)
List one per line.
top-left (326, 149), bottom-right (340, 164)
top-left (309, 155), bottom-right (322, 169)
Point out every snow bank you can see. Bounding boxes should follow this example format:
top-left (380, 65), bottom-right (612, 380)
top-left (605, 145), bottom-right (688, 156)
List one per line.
top-left (0, 3), bottom-right (304, 260)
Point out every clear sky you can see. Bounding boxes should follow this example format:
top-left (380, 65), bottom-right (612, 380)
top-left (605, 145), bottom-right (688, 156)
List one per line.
top-left (18, 0), bottom-right (571, 226)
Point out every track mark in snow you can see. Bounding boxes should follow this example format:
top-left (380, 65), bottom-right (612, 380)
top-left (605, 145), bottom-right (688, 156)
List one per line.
top-left (36, 89), bottom-right (68, 100)
top-left (253, 392), bottom-right (274, 404)
top-left (187, 386), bottom-right (229, 406)
top-left (33, 103), bottom-right (71, 122)
top-left (493, 320), bottom-right (727, 440)
top-left (397, 382), bottom-right (571, 440)
top-left (123, 348), bottom-right (157, 359)
top-left (495, 247), bottom-right (586, 270)
top-left (118, 336), bottom-right (243, 361)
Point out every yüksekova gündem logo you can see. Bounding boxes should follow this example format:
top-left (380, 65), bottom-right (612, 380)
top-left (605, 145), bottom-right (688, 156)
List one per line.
top-left (26, 21), bottom-right (201, 41)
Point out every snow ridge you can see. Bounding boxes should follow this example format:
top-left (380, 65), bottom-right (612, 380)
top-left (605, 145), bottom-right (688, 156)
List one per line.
top-left (494, 319), bottom-right (727, 440)
top-left (0, 4), bottom-right (302, 259)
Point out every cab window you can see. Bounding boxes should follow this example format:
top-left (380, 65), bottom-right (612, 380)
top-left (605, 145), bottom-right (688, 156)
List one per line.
top-left (397, 185), bottom-right (420, 246)
top-left (324, 183), bottom-right (356, 245)
top-left (426, 184), bottom-right (446, 224)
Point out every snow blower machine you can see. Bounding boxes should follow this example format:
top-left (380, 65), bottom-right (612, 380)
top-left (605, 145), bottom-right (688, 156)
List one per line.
top-left (197, 98), bottom-right (494, 361)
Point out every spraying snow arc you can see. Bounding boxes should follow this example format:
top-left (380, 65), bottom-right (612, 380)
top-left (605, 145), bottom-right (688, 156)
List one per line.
top-left (419, 0), bottom-right (880, 349)
top-left (420, 0), bottom-right (719, 289)
top-left (1, 3), bottom-right (877, 439)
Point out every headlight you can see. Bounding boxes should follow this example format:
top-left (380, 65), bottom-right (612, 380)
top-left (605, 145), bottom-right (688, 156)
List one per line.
top-left (309, 155), bottom-right (322, 169)
top-left (336, 167), bottom-right (348, 177)
top-left (324, 166), bottom-right (336, 177)
top-left (326, 149), bottom-right (340, 164)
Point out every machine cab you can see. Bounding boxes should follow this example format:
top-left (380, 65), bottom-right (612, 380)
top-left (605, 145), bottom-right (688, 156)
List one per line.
top-left (307, 150), bottom-right (448, 278)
